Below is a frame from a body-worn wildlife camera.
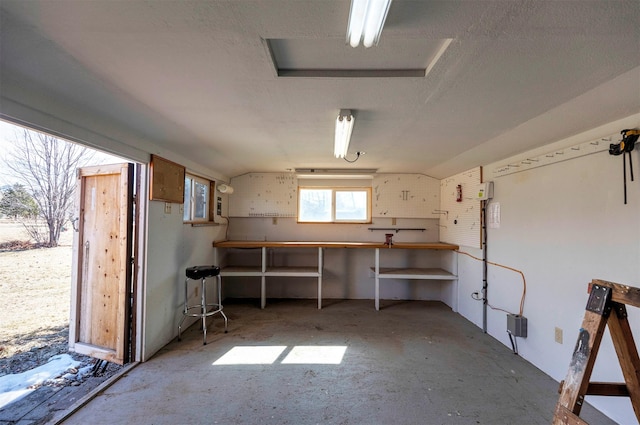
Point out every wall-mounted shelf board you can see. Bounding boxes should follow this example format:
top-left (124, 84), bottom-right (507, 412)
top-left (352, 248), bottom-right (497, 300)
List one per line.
top-left (492, 134), bottom-right (615, 178)
top-left (368, 228), bottom-right (426, 233)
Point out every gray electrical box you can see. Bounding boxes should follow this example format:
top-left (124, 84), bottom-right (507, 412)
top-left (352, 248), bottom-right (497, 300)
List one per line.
top-left (507, 314), bottom-right (527, 338)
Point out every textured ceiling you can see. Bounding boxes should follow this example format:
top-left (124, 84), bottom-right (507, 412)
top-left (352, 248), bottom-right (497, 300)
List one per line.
top-left (1, 1), bottom-right (639, 179)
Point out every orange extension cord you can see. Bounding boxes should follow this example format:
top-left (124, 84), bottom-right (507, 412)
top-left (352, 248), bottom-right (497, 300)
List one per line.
top-left (456, 250), bottom-right (526, 317)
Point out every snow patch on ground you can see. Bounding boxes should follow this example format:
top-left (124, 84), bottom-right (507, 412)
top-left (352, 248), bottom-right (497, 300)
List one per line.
top-left (0, 354), bottom-right (85, 408)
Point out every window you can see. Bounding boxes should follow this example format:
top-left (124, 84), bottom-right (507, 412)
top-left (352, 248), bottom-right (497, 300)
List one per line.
top-left (298, 187), bottom-right (371, 223)
top-left (183, 174), bottom-right (213, 222)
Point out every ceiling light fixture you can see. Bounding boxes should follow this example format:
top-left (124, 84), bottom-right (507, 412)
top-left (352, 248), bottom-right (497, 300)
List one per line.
top-left (347, 0), bottom-right (393, 48)
top-left (334, 110), bottom-right (355, 158)
top-left (295, 168), bottom-right (377, 179)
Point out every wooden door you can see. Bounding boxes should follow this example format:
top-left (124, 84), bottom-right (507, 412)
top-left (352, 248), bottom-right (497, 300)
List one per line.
top-left (69, 163), bottom-right (134, 365)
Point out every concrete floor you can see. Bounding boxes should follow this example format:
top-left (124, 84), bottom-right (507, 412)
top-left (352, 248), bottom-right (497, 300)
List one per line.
top-left (61, 299), bottom-right (615, 425)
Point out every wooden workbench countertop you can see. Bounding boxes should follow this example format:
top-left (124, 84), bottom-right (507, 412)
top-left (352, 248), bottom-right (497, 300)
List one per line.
top-left (213, 240), bottom-right (459, 250)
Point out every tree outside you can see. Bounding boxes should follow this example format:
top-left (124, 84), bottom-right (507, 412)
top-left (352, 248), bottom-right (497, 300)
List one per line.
top-left (2, 129), bottom-right (96, 247)
top-left (0, 184), bottom-right (39, 220)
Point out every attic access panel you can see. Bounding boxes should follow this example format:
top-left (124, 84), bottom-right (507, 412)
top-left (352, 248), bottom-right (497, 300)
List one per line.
top-left (266, 38), bottom-right (452, 78)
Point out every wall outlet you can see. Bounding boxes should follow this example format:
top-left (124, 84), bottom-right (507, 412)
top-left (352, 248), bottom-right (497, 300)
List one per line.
top-left (164, 202), bottom-right (171, 214)
top-left (194, 286), bottom-right (199, 298)
top-left (391, 218), bottom-right (397, 225)
top-left (272, 217), bottom-right (278, 225)
top-left (555, 327), bottom-right (563, 344)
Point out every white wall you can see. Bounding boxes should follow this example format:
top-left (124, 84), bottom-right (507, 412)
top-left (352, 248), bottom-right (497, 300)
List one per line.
top-left (144, 199), bottom-right (228, 360)
top-left (456, 114), bottom-right (640, 424)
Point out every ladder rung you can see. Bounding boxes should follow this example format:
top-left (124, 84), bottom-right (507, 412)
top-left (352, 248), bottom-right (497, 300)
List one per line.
top-left (586, 382), bottom-right (630, 397)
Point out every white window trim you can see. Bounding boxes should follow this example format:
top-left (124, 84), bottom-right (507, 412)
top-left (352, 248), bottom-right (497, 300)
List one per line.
top-left (184, 173), bottom-right (213, 223)
top-left (297, 186), bottom-right (372, 224)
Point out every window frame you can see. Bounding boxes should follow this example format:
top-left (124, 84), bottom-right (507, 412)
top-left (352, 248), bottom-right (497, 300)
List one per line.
top-left (297, 186), bottom-right (372, 224)
top-left (183, 173), bottom-right (215, 223)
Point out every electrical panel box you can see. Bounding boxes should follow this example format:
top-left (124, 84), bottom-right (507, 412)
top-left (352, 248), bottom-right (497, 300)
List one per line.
top-left (507, 313), bottom-right (527, 338)
top-left (476, 182), bottom-right (494, 200)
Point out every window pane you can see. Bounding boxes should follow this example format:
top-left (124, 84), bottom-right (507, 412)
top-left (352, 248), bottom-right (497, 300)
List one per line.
top-left (193, 180), bottom-right (208, 219)
top-left (183, 178), bottom-right (191, 221)
top-left (299, 189), bottom-right (332, 222)
top-left (335, 191), bottom-right (367, 221)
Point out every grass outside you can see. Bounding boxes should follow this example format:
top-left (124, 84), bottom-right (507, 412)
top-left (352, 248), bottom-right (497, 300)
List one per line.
top-left (0, 220), bottom-right (73, 367)
top-left (0, 220), bottom-right (125, 424)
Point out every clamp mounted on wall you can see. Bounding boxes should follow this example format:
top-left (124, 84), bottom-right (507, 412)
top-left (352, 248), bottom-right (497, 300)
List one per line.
top-left (609, 129), bottom-right (639, 204)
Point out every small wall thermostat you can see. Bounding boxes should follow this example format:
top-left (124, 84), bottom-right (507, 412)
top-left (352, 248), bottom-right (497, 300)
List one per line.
top-left (476, 182), bottom-right (494, 200)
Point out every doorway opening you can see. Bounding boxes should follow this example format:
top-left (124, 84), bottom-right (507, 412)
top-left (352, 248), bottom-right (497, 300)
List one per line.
top-left (0, 119), bottom-right (145, 422)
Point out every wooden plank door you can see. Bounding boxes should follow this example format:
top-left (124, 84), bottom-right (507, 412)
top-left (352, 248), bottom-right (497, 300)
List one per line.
top-left (69, 163), bottom-right (134, 365)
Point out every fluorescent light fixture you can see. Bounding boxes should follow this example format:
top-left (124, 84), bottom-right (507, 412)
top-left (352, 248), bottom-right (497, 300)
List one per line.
top-left (334, 110), bottom-right (355, 158)
top-left (295, 168), bottom-right (377, 179)
top-left (294, 168), bottom-right (377, 174)
top-left (347, 0), bottom-right (393, 48)
top-left (296, 174), bottom-right (375, 180)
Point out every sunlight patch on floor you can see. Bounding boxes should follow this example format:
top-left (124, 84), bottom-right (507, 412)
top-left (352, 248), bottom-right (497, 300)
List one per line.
top-left (212, 346), bottom-right (287, 365)
top-left (212, 345), bottom-right (347, 365)
top-left (281, 346), bottom-right (346, 364)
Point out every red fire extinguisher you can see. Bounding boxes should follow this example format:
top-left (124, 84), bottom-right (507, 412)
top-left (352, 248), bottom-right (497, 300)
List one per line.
top-left (456, 184), bottom-right (462, 202)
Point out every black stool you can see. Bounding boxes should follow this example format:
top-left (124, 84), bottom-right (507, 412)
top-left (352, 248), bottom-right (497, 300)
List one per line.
top-left (178, 265), bottom-right (228, 345)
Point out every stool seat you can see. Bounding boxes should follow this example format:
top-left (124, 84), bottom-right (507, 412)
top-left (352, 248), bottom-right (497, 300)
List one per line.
top-left (179, 265), bottom-right (227, 345)
top-left (186, 265), bottom-right (220, 280)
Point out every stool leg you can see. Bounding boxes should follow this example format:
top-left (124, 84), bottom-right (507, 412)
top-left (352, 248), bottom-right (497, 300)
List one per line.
top-left (201, 277), bottom-right (207, 345)
top-left (217, 274), bottom-right (228, 333)
top-left (177, 277), bottom-right (189, 341)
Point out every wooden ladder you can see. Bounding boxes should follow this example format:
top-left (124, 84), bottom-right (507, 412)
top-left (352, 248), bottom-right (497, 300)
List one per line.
top-left (553, 279), bottom-right (640, 424)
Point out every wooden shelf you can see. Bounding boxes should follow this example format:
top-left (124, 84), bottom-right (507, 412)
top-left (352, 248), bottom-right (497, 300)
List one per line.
top-left (213, 240), bottom-right (459, 250)
top-left (373, 267), bottom-right (457, 280)
top-left (220, 266), bottom-right (262, 276)
top-left (214, 245), bottom-right (324, 309)
top-left (372, 247), bottom-right (458, 310)
top-left (266, 266), bottom-right (320, 277)
top-left (213, 241), bottom-right (459, 311)
top-left (368, 227), bottom-right (426, 233)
